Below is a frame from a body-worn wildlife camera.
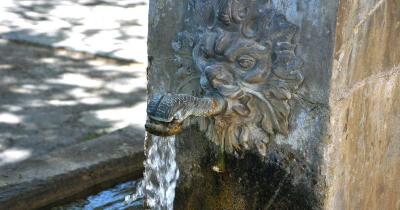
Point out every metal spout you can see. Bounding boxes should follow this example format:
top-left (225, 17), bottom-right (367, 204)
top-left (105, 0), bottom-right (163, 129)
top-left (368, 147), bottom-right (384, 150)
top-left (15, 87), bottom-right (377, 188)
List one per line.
top-left (145, 93), bottom-right (225, 136)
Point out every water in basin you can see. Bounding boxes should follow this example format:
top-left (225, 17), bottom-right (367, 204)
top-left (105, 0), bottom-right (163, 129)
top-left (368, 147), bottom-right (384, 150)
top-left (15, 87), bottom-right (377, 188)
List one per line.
top-left (52, 180), bottom-right (144, 210)
top-left (54, 135), bottom-right (179, 210)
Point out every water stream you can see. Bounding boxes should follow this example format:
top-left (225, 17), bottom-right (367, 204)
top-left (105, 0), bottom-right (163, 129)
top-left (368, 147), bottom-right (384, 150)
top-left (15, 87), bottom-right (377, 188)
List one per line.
top-left (127, 135), bottom-right (180, 210)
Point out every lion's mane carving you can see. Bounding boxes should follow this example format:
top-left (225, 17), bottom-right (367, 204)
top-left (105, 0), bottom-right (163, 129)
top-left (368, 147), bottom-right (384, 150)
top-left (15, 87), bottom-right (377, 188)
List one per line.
top-left (172, 0), bottom-right (303, 156)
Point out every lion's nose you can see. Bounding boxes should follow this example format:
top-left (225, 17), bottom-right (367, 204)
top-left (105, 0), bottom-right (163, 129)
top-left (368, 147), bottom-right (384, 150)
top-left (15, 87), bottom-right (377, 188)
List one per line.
top-left (204, 65), bottom-right (233, 87)
top-left (205, 65), bottom-right (222, 81)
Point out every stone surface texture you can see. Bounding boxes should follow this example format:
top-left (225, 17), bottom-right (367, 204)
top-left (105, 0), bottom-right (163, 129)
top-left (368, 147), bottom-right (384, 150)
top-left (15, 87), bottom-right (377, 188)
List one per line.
top-left (148, 0), bottom-right (400, 209)
top-left (325, 0), bottom-right (400, 209)
top-left (0, 126), bottom-right (145, 210)
top-left (147, 0), bottom-right (338, 209)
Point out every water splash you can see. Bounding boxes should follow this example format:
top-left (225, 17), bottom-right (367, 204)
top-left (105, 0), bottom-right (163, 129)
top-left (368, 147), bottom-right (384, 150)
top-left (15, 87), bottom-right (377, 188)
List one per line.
top-left (127, 134), bottom-right (180, 210)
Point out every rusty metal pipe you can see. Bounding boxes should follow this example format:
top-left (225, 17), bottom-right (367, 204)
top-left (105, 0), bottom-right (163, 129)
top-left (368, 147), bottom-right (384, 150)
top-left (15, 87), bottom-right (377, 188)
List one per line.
top-left (145, 93), bottom-right (225, 136)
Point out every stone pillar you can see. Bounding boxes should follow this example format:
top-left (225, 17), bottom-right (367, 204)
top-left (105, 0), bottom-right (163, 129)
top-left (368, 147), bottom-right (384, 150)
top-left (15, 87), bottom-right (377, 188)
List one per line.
top-left (325, 0), bottom-right (400, 209)
top-left (146, 0), bottom-right (400, 209)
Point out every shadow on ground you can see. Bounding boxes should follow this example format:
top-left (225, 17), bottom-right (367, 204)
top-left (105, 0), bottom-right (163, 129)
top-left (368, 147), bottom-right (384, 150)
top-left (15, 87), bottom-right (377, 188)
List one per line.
top-left (0, 39), bottom-right (147, 166)
top-left (0, 0), bottom-right (148, 62)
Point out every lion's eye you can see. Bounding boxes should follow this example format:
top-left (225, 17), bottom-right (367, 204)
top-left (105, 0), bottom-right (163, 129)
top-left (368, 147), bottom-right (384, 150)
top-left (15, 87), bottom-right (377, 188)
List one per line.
top-left (237, 55), bottom-right (256, 69)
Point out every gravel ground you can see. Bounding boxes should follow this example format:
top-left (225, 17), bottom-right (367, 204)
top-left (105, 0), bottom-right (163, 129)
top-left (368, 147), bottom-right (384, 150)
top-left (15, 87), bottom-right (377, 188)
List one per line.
top-left (0, 39), bottom-right (147, 166)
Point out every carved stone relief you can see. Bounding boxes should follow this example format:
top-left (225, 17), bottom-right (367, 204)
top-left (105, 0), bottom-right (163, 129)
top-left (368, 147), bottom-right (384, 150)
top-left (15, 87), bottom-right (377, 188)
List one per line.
top-left (170, 0), bottom-right (304, 156)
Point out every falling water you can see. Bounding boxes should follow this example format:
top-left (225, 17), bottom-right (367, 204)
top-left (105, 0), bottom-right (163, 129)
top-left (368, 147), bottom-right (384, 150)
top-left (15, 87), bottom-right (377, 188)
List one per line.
top-left (127, 134), bottom-right (180, 210)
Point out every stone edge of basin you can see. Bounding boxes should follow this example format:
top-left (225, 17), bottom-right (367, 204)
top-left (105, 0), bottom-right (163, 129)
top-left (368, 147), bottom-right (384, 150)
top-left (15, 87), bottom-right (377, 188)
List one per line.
top-left (0, 126), bottom-right (145, 210)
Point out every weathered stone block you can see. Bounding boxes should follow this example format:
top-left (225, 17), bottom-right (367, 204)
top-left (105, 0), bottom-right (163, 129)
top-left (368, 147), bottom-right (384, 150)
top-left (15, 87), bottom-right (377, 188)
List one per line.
top-left (327, 0), bottom-right (400, 209)
top-left (146, 0), bottom-right (400, 209)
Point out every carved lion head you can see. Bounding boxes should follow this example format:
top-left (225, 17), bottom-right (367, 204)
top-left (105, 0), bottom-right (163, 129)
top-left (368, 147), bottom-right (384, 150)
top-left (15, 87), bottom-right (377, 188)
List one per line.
top-left (173, 0), bottom-right (303, 156)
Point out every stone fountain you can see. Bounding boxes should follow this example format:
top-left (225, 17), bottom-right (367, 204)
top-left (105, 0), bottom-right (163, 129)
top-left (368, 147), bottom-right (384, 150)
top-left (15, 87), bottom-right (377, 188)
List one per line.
top-left (145, 0), bottom-right (400, 209)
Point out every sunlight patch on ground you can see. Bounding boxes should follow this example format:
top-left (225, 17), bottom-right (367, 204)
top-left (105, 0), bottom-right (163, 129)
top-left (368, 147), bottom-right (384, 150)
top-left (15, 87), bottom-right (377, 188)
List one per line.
top-left (0, 113), bottom-right (22, 124)
top-left (46, 73), bottom-right (103, 88)
top-left (105, 77), bottom-right (147, 94)
top-left (0, 64), bottom-right (12, 69)
top-left (79, 97), bottom-right (121, 105)
top-left (0, 148), bottom-right (31, 166)
top-left (47, 99), bottom-right (80, 106)
top-left (40, 57), bottom-right (58, 64)
top-left (79, 101), bottom-right (147, 132)
top-left (67, 87), bottom-right (95, 98)
top-left (1, 105), bottom-right (22, 112)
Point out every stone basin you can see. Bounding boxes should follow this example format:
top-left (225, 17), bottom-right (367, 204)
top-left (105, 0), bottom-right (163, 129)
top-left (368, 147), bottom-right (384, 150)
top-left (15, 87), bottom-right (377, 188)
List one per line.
top-left (0, 127), bottom-right (145, 210)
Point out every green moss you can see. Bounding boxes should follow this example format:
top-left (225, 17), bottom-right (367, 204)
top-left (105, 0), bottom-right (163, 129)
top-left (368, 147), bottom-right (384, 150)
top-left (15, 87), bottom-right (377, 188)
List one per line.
top-left (80, 131), bottom-right (108, 141)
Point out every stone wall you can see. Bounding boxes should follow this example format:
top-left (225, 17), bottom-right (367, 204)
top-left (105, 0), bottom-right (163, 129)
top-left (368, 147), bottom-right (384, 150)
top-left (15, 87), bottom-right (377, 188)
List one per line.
top-left (146, 0), bottom-right (400, 209)
top-left (147, 0), bottom-right (338, 209)
top-left (326, 0), bottom-right (400, 209)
